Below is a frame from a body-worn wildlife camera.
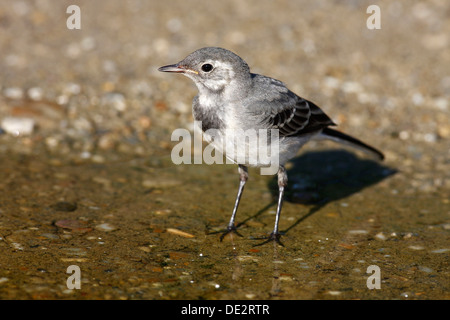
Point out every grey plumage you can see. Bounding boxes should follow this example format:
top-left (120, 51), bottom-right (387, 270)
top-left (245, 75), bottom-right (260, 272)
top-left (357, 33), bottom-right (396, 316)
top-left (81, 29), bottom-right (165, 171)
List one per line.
top-left (159, 47), bottom-right (384, 242)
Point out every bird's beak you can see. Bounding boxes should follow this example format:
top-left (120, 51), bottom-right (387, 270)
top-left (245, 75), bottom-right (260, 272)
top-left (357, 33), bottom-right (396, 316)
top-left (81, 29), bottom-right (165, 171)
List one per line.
top-left (158, 64), bottom-right (198, 75)
top-left (158, 64), bottom-right (185, 73)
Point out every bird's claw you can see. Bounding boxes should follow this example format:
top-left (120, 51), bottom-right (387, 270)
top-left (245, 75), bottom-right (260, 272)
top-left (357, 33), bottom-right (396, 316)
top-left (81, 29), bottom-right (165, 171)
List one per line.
top-left (252, 232), bottom-right (284, 247)
top-left (219, 225), bottom-right (243, 241)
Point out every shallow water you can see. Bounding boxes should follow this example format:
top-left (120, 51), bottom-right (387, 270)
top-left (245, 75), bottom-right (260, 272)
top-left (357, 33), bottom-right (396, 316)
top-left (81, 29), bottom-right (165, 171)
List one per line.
top-left (0, 142), bottom-right (448, 299)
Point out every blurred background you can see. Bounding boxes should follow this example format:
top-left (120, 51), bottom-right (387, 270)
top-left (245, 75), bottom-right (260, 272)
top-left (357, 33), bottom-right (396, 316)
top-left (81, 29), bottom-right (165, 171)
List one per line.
top-left (1, 0), bottom-right (448, 163)
top-left (0, 0), bottom-right (448, 300)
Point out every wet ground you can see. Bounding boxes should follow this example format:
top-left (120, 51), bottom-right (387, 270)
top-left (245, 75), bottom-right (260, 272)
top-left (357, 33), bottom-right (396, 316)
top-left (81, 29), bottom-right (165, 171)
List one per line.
top-left (0, 0), bottom-right (449, 300)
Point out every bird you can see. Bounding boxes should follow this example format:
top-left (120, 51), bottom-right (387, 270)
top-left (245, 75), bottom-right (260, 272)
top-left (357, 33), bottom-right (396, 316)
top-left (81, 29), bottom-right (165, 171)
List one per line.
top-left (158, 47), bottom-right (384, 243)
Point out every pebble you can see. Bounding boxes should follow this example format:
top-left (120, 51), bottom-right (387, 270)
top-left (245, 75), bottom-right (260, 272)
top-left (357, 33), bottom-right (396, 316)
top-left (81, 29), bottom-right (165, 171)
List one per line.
top-left (39, 233), bottom-right (59, 240)
top-left (408, 245), bottom-right (425, 250)
top-left (433, 97), bottom-right (448, 111)
top-left (237, 255), bottom-right (259, 263)
top-left (166, 228), bottom-right (194, 238)
top-left (101, 92), bottom-right (127, 112)
top-left (341, 81), bottom-right (363, 94)
top-left (166, 18), bottom-right (183, 33)
top-left (50, 202), bottom-right (77, 212)
top-left (95, 223), bottom-right (117, 232)
top-left (97, 132), bottom-right (118, 150)
top-left (55, 220), bottom-right (92, 233)
top-left (323, 76), bottom-right (340, 89)
top-left (375, 232), bottom-right (387, 241)
top-left (1, 117), bottom-right (35, 136)
top-left (400, 292), bottom-right (411, 299)
top-left (11, 242), bottom-right (24, 250)
top-left (64, 83), bottom-right (81, 95)
top-left (431, 248), bottom-right (449, 254)
top-left (348, 230), bottom-right (369, 235)
top-left (142, 179), bottom-right (181, 189)
top-left (3, 87), bottom-right (24, 99)
top-left (27, 87), bottom-right (44, 101)
top-left (62, 248), bottom-right (87, 256)
top-left (418, 266), bottom-right (433, 273)
top-left (326, 290), bottom-right (342, 296)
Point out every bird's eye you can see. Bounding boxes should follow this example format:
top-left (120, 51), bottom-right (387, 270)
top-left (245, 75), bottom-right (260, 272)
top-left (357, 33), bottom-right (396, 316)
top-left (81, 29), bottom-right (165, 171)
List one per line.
top-left (201, 63), bottom-right (213, 72)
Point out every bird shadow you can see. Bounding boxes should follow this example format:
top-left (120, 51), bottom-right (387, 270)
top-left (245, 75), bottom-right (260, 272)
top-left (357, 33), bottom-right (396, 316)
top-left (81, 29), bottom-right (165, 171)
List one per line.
top-left (260, 149), bottom-right (396, 237)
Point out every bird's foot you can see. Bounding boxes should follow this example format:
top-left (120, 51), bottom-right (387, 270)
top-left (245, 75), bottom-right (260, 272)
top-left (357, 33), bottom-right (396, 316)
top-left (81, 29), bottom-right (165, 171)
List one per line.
top-left (252, 232), bottom-right (284, 247)
top-left (219, 225), bottom-right (244, 242)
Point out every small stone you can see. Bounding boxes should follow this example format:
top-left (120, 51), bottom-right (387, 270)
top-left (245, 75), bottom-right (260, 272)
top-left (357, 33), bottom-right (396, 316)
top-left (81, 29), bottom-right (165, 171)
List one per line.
top-left (423, 133), bottom-right (437, 143)
top-left (102, 92), bottom-right (127, 112)
top-left (50, 202), bottom-right (77, 212)
top-left (97, 133), bottom-right (118, 150)
top-left (55, 220), bottom-right (92, 233)
top-left (437, 126), bottom-right (450, 139)
top-left (326, 290), bottom-right (342, 296)
top-left (433, 97), bottom-right (448, 111)
top-left (375, 232), bottom-right (387, 241)
top-left (411, 92), bottom-right (424, 106)
top-left (39, 233), bottom-right (59, 240)
top-left (4, 87), bottom-right (24, 99)
top-left (11, 242), bottom-right (24, 250)
top-left (62, 248), bottom-right (87, 256)
top-left (408, 245), bottom-right (425, 250)
top-left (27, 87), bottom-right (44, 101)
top-left (95, 223), bottom-right (117, 232)
top-left (81, 37), bottom-right (96, 51)
top-left (323, 76), bottom-right (340, 89)
top-left (431, 248), bottom-right (449, 254)
top-left (91, 154), bottom-right (105, 163)
top-left (138, 116), bottom-right (152, 129)
top-left (341, 81), bottom-right (363, 94)
top-left (166, 18), bottom-right (182, 33)
top-left (348, 230), bottom-right (368, 235)
top-left (166, 228), bottom-right (194, 238)
top-left (400, 292), bottom-right (411, 298)
top-left (418, 266), bottom-right (433, 273)
top-left (64, 83), bottom-right (81, 95)
top-left (142, 179), bottom-right (181, 189)
top-left (1, 117), bottom-right (35, 136)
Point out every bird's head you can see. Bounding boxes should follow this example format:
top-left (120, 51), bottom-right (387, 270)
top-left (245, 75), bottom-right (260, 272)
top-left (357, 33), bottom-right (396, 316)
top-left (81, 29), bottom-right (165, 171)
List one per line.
top-left (158, 47), bottom-right (251, 95)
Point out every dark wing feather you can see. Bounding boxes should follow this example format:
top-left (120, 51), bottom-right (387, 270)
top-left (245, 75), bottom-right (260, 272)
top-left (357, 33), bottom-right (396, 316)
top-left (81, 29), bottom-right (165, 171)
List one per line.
top-left (266, 96), bottom-right (336, 137)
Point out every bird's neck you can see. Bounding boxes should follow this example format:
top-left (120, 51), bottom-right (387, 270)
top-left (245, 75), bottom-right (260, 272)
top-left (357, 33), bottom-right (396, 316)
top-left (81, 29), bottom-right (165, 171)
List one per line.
top-left (197, 79), bottom-right (251, 108)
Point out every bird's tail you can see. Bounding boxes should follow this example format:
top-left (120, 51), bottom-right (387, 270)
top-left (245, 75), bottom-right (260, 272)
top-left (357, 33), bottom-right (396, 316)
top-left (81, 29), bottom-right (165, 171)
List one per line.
top-left (319, 127), bottom-right (384, 161)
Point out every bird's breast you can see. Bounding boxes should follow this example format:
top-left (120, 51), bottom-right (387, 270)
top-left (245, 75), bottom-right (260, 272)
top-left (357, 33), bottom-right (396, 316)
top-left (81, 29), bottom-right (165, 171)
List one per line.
top-left (192, 99), bottom-right (224, 132)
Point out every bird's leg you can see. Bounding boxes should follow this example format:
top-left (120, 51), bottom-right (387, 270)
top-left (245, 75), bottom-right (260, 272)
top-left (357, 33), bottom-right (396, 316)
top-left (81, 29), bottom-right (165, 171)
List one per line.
top-left (227, 164), bottom-right (248, 231)
top-left (220, 165), bottom-right (248, 241)
top-left (271, 166), bottom-right (288, 241)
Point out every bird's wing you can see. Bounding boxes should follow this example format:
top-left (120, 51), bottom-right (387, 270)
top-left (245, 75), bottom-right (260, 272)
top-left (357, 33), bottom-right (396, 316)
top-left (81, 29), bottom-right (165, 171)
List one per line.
top-left (267, 97), bottom-right (336, 136)
top-left (248, 76), bottom-right (335, 137)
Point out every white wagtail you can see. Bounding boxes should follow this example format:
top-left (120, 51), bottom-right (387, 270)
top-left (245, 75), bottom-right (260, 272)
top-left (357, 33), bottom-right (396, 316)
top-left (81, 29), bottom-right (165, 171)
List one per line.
top-left (159, 47), bottom-right (383, 242)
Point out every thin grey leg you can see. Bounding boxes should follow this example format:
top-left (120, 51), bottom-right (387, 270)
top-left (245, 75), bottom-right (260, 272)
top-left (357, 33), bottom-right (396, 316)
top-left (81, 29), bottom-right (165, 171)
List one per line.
top-left (227, 165), bottom-right (248, 231)
top-left (271, 166), bottom-right (288, 238)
